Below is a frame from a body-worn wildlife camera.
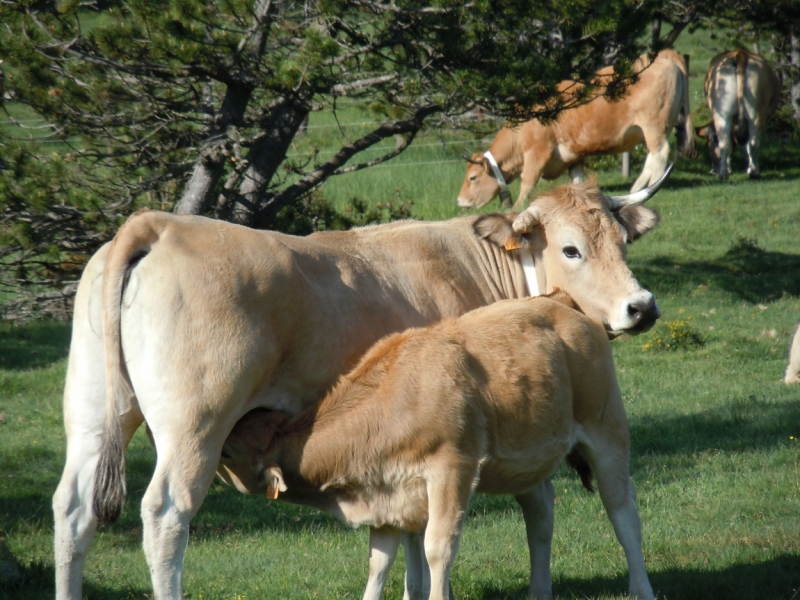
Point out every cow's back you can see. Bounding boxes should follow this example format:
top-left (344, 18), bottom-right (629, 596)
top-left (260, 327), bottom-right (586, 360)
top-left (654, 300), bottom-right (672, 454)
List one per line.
top-left (545, 51), bottom-right (686, 157)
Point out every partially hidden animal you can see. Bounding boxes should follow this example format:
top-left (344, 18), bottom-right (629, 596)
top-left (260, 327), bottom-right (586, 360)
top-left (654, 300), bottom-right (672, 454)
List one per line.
top-left (219, 292), bottom-right (655, 600)
top-left (54, 174), bottom-right (667, 600)
top-left (696, 49), bottom-right (781, 179)
top-left (457, 50), bottom-right (694, 210)
top-left (786, 324), bottom-right (800, 383)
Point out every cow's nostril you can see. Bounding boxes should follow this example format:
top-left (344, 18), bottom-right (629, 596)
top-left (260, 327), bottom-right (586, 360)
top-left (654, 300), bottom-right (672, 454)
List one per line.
top-left (628, 304), bottom-right (643, 322)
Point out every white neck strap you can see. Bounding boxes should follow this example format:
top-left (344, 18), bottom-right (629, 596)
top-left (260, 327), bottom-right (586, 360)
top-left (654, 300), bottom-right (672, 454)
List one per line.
top-left (484, 151), bottom-right (513, 206)
top-left (520, 247), bottom-right (540, 297)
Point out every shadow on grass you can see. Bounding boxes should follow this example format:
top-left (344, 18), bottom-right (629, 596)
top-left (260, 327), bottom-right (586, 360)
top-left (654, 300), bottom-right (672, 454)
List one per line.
top-left (636, 238), bottom-right (800, 304)
top-left (0, 560), bottom-right (149, 600)
top-left (0, 321), bottom-right (70, 370)
top-left (630, 394), bottom-right (800, 460)
top-left (473, 553), bottom-right (800, 600)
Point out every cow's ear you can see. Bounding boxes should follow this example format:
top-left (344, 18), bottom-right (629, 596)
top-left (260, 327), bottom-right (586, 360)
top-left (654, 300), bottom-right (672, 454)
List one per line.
top-left (614, 205), bottom-right (660, 242)
top-left (473, 213), bottom-right (526, 250)
top-left (512, 206), bottom-right (543, 234)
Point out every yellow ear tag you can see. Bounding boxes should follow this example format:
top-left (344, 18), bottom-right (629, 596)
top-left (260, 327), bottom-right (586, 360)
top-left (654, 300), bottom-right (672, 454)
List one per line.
top-left (503, 236), bottom-right (523, 251)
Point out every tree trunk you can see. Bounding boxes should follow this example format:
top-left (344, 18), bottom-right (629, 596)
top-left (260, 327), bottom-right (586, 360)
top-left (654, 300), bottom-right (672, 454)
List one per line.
top-left (791, 30), bottom-right (800, 123)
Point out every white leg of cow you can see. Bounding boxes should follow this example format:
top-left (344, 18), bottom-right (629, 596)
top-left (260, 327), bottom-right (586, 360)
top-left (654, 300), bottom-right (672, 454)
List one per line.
top-left (54, 245), bottom-right (145, 600)
top-left (363, 526), bottom-right (402, 600)
top-left (744, 119), bottom-right (761, 178)
top-left (402, 532), bottom-right (429, 600)
top-left (714, 117), bottom-right (733, 180)
top-left (515, 481), bottom-right (555, 600)
top-left (632, 140), bottom-right (669, 192)
top-left (141, 437), bottom-right (222, 600)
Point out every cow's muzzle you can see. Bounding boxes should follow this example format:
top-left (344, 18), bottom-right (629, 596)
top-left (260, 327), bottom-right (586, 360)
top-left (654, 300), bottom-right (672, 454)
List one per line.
top-left (625, 295), bottom-right (661, 333)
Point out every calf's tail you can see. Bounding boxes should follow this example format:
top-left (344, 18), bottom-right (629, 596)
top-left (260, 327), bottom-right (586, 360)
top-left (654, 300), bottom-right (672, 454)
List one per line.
top-left (93, 210), bottom-right (160, 525)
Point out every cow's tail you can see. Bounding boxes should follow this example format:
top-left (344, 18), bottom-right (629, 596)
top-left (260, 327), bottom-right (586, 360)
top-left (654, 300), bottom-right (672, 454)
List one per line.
top-left (93, 210), bottom-right (161, 526)
top-left (673, 53), bottom-right (697, 159)
top-left (566, 447), bottom-right (595, 493)
top-left (735, 50), bottom-right (749, 146)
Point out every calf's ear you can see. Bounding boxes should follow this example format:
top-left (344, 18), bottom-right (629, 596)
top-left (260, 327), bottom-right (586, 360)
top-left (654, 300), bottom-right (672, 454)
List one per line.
top-left (262, 462), bottom-right (287, 499)
top-left (614, 205), bottom-right (660, 242)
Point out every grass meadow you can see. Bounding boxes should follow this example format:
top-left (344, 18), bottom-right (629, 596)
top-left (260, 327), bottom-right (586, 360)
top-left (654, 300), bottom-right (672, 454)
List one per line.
top-left (2, 32), bottom-right (800, 600)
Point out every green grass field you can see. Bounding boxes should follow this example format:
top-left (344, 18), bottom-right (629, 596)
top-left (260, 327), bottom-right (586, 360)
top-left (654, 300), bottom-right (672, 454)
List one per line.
top-left (2, 33), bottom-right (800, 600)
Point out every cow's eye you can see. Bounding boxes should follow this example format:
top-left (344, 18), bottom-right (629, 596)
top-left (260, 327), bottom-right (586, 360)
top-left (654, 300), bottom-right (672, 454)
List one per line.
top-left (563, 246), bottom-right (581, 259)
top-left (469, 175), bottom-right (477, 182)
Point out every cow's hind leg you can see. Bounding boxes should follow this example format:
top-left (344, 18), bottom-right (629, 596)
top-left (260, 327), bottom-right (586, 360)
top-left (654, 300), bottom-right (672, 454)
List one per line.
top-left (515, 480), bottom-right (555, 599)
top-left (363, 526), bottom-right (402, 600)
top-left (54, 245), bottom-right (145, 600)
top-left (140, 432), bottom-right (224, 599)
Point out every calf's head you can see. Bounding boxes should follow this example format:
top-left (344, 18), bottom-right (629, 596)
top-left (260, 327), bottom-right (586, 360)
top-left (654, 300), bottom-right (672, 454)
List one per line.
top-left (474, 172), bottom-right (667, 336)
top-left (217, 409), bottom-right (288, 497)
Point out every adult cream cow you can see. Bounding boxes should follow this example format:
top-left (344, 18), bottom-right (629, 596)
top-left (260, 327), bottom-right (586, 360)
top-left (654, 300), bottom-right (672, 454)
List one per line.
top-left (458, 50), bottom-right (694, 210)
top-left (54, 173), bottom-right (668, 600)
top-left (218, 292), bottom-right (654, 600)
top-left (696, 49), bottom-right (780, 180)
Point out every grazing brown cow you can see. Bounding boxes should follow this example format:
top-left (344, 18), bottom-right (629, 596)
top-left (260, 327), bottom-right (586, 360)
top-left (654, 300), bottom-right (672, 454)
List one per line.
top-left (54, 174), bottom-right (666, 600)
top-left (219, 293), bottom-right (655, 600)
top-left (786, 324), bottom-right (800, 384)
top-left (458, 50), bottom-right (694, 210)
top-left (696, 49), bottom-right (780, 179)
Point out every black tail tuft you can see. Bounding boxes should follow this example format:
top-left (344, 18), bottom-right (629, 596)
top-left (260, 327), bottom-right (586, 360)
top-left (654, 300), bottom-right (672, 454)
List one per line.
top-left (92, 419), bottom-right (127, 526)
top-left (566, 447), bottom-right (595, 493)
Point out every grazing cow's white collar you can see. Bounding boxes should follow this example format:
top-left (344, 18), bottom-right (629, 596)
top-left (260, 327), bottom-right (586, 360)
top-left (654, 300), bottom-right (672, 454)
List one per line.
top-left (484, 151), bottom-right (512, 206)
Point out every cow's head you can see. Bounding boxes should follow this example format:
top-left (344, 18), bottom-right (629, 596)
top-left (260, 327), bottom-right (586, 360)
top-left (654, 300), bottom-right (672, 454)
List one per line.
top-left (458, 151), bottom-right (507, 209)
top-left (217, 409), bottom-right (289, 497)
top-left (696, 123), bottom-right (723, 174)
top-left (473, 170), bottom-right (668, 336)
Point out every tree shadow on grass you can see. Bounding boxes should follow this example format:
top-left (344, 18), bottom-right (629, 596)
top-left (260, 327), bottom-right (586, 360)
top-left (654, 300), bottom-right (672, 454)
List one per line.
top-left (630, 394), bottom-right (800, 462)
top-left (0, 561), bottom-right (149, 600)
top-left (473, 554), bottom-right (800, 600)
top-left (635, 238), bottom-right (800, 304)
top-left (0, 321), bottom-right (70, 370)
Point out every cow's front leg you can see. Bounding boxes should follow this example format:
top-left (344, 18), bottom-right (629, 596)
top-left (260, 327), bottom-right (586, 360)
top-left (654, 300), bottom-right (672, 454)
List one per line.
top-left (363, 526), bottom-right (402, 600)
top-left (402, 531), bottom-right (428, 600)
top-left (141, 434), bottom-right (223, 599)
top-left (515, 480), bottom-right (555, 599)
top-left (514, 151), bottom-right (546, 210)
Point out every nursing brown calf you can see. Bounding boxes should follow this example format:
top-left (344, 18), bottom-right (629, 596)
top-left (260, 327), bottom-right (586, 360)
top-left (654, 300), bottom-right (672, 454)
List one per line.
top-left (458, 50), bottom-right (694, 209)
top-left (220, 294), bottom-right (654, 600)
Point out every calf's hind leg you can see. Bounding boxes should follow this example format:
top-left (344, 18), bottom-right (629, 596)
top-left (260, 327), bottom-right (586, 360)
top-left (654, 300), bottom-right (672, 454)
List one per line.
top-left (515, 480), bottom-right (555, 599)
